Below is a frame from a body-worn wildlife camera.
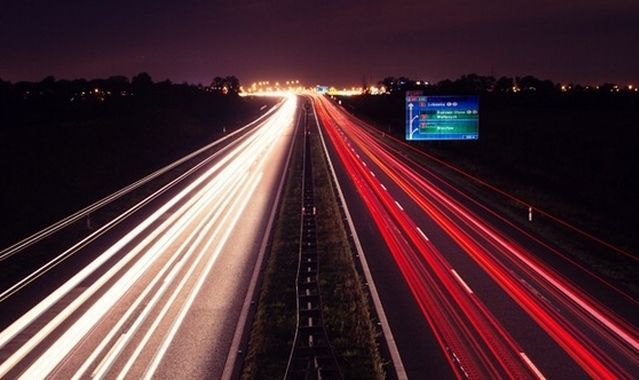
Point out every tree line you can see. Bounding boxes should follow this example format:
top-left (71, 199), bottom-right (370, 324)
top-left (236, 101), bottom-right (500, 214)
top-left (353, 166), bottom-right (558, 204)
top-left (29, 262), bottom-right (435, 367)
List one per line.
top-left (377, 74), bottom-right (636, 95)
top-left (0, 73), bottom-right (241, 104)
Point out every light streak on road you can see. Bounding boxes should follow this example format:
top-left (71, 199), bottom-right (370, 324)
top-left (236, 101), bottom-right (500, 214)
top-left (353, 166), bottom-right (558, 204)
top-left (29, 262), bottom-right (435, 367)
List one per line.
top-left (416, 227), bottom-right (429, 241)
top-left (0, 102), bottom-right (282, 264)
top-left (313, 94), bottom-right (639, 378)
top-left (0, 95), bottom-right (298, 379)
top-left (315, 95), bottom-right (536, 378)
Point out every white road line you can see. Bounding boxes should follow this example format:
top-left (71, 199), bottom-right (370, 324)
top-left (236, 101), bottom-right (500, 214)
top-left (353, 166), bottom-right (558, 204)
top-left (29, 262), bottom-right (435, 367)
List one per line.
top-left (369, 171), bottom-right (375, 177)
top-left (221, 105), bottom-right (296, 380)
top-left (2, 117), bottom-right (275, 305)
top-left (0, 117), bottom-right (270, 352)
top-left (20, 168), bottom-right (251, 380)
top-left (91, 173), bottom-right (249, 379)
top-left (520, 352), bottom-right (546, 380)
top-left (92, 333), bottom-right (127, 378)
top-left (141, 173), bottom-right (263, 380)
top-left (362, 161), bottom-right (367, 167)
top-left (380, 184), bottom-right (387, 191)
top-left (0, 100), bottom-right (283, 262)
top-left (313, 101), bottom-right (407, 380)
top-left (394, 201), bottom-right (403, 211)
top-left (416, 227), bottom-right (429, 241)
top-left (5, 97), bottom-right (295, 380)
top-left (422, 177), bottom-right (639, 351)
top-left (451, 269), bottom-right (473, 294)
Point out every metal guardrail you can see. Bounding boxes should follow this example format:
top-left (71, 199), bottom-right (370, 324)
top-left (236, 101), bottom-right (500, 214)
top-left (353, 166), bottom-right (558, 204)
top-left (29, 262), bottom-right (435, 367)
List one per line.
top-left (0, 102), bottom-right (284, 303)
top-left (0, 101), bottom-right (283, 262)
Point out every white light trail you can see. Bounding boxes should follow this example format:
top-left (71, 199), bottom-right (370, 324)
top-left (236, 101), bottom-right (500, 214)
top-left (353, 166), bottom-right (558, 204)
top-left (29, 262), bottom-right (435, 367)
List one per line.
top-left (0, 95), bottom-right (298, 379)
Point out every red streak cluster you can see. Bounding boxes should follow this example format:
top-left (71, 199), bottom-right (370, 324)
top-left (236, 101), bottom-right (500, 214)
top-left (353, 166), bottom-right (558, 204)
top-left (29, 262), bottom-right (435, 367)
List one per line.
top-left (312, 95), bottom-right (639, 379)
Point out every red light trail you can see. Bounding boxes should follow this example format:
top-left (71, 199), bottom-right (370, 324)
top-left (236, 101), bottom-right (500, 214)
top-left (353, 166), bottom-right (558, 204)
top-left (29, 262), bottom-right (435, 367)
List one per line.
top-left (312, 94), bottom-right (639, 378)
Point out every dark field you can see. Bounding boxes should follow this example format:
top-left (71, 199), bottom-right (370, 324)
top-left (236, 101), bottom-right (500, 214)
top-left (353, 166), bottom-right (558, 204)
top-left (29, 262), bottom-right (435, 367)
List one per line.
top-left (0, 81), bottom-right (275, 248)
top-left (338, 91), bottom-right (639, 256)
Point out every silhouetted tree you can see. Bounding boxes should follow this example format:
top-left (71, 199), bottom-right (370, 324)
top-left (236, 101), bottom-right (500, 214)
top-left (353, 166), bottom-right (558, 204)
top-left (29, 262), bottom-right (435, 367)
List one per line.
top-left (0, 78), bottom-right (12, 102)
top-left (107, 75), bottom-right (129, 86)
top-left (436, 79), bottom-right (454, 92)
top-left (210, 76), bottom-right (240, 95)
top-left (518, 75), bottom-right (555, 93)
top-left (495, 76), bottom-right (515, 92)
top-left (40, 75), bottom-right (56, 87)
top-left (211, 76), bottom-right (225, 93)
top-left (599, 83), bottom-right (618, 93)
top-left (132, 72), bottom-right (153, 93)
top-left (447, 74), bottom-right (496, 93)
top-left (224, 76), bottom-right (240, 94)
top-left (378, 76), bottom-right (413, 93)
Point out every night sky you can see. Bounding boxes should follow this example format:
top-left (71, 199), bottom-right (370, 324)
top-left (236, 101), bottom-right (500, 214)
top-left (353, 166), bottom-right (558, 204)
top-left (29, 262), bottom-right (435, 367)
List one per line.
top-left (1, 0), bottom-right (637, 86)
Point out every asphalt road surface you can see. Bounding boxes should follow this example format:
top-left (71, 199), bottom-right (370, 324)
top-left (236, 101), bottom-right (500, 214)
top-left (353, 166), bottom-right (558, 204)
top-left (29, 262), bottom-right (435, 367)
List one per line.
top-left (312, 94), bottom-right (639, 379)
top-left (2, 92), bottom-right (637, 379)
top-left (0, 95), bottom-right (299, 379)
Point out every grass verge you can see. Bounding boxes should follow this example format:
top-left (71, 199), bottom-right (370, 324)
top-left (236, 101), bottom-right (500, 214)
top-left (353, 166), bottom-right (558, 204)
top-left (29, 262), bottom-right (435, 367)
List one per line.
top-left (241, 110), bottom-right (384, 379)
top-left (310, 126), bottom-right (385, 379)
top-left (240, 123), bottom-right (302, 379)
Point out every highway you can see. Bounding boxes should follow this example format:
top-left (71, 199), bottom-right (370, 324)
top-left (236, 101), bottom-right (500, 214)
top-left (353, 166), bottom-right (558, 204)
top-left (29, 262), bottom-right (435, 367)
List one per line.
top-left (312, 94), bottom-right (639, 379)
top-left (1, 92), bottom-right (637, 379)
top-left (0, 95), bottom-right (299, 379)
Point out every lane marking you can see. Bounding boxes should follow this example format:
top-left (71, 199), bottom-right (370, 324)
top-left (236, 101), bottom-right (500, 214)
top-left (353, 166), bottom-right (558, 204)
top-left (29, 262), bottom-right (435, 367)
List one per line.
top-left (380, 184), bottom-right (387, 191)
top-left (12, 98), bottom-right (297, 380)
top-left (430, 184), bottom-right (639, 351)
top-left (141, 173), bottom-right (264, 380)
top-left (78, 172), bottom-right (244, 379)
top-left (92, 333), bottom-right (126, 378)
top-left (0, 109), bottom-right (278, 351)
top-left (520, 352), bottom-right (546, 380)
top-left (220, 96), bottom-right (300, 379)
top-left (22, 121), bottom-right (276, 379)
top-left (313, 99), bottom-right (407, 379)
top-left (117, 175), bottom-right (255, 379)
top-left (394, 201), bottom-right (403, 211)
top-left (369, 171), bottom-right (376, 177)
top-left (451, 269), bottom-right (473, 294)
top-left (0, 100), bottom-right (283, 262)
top-left (416, 227), bottom-right (429, 241)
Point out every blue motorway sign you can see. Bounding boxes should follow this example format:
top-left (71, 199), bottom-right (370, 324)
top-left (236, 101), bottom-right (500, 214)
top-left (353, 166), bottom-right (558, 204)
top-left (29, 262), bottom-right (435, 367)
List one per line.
top-left (406, 95), bottom-right (479, 141)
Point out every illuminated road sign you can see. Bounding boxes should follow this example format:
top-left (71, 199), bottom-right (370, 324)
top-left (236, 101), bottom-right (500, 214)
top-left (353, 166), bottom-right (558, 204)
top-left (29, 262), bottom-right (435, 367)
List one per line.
top-left (406, 95), bottom-right (479, 141)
